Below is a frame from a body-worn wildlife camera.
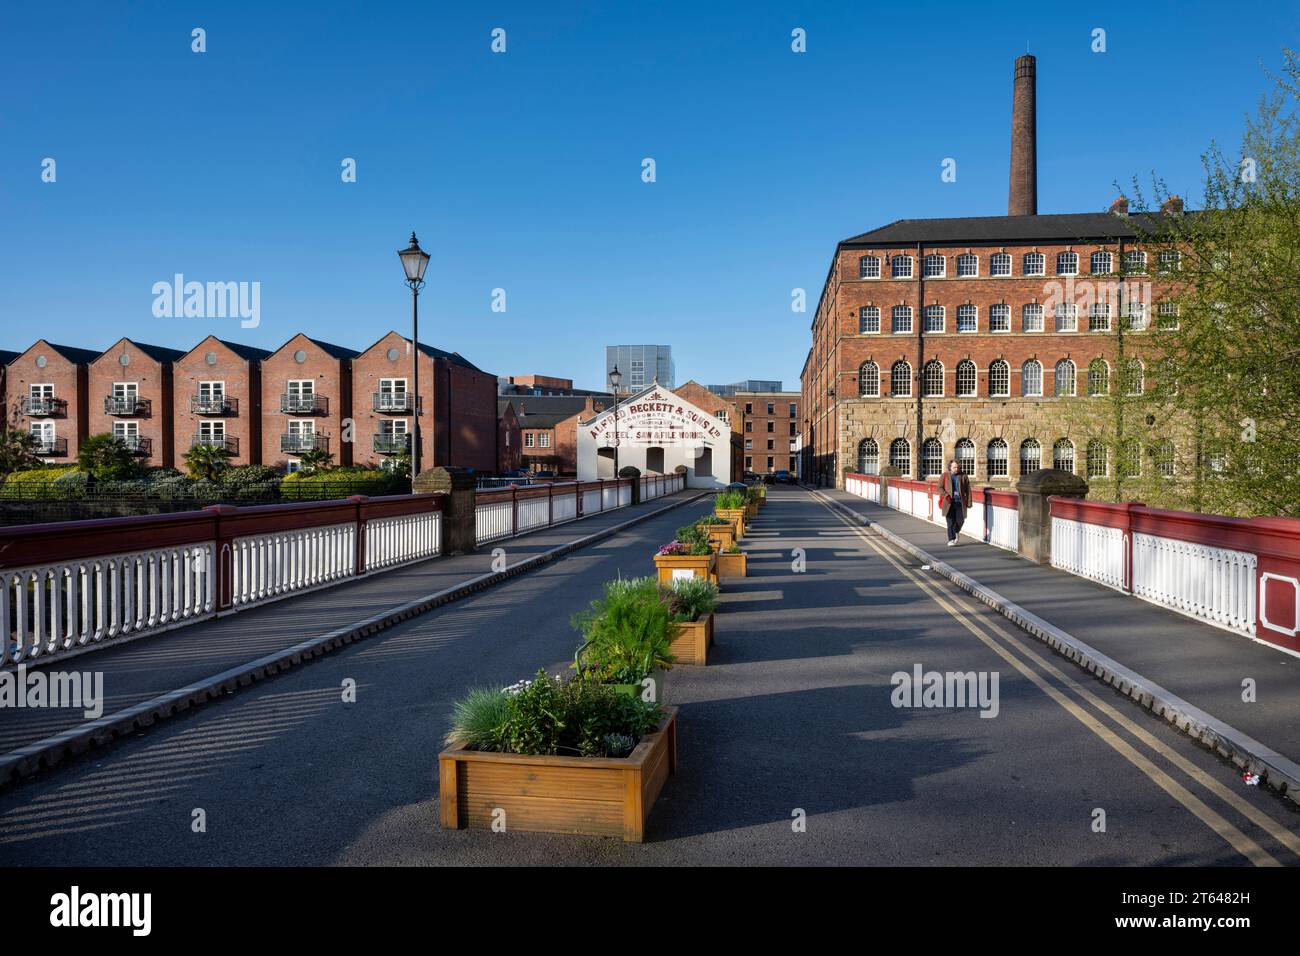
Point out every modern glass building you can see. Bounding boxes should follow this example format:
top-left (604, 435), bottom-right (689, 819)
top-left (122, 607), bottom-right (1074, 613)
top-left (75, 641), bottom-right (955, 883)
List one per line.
top-left (706, 379), bottom-right (782, 397)
top-left (605, 345), bottom-right (674, 390)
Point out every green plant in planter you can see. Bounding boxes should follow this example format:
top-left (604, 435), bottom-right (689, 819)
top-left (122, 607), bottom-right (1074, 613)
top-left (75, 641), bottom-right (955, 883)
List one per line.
top-left (572, 577), bottom-right (676, 685)
top-left (695, 515), bottom-right (730, 526)
top-left (662, 576), bottom-right (719, 622)
top-left (673, 523), bottom-right (713, 555)
top-left (715, 490), bottom-right (746, 510)
top-left (444, 687), bottom-right (510, 751)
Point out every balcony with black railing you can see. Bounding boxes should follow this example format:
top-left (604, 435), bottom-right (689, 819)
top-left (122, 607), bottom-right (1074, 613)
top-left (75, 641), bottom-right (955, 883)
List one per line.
top-left (121, 436), bottom-right (153, 457)
top-left (280, 393), bottom-right (329, 415)
top-left (191, 395), bottom-right (238, 415)
top-left (32, 436), bottom-right (69, 457)
top-left (373, 433), bottom-right (411, 454)
top-left (190, 435), bottom-right (239, 455)
top-left (372, 391), bottom-right (412, 413)
top-left (21, 396), bottom-right (67, 417)
top-left (281, 433), bottom-right (329, 454)
top-left (104, 396), bottom-right (152, 416)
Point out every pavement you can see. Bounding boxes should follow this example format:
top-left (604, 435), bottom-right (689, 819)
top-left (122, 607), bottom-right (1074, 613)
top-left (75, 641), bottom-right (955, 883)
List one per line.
top-left (0, 490), bottom-right (704, 764)
top-left (819, 487), bottom-right (1300, 777)
top-left (1, 486), bottom-right (1297, 866)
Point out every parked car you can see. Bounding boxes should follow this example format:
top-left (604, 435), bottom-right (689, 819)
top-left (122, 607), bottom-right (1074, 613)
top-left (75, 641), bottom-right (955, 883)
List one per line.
top-left (774, 469), bottom-right (792, 484)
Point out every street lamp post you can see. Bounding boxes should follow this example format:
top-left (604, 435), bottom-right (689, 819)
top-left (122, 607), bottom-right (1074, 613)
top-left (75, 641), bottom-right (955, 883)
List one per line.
top-left (398, 232), bottom-right (431, 476)
top-left (608, 364), bottom-right (622, 478)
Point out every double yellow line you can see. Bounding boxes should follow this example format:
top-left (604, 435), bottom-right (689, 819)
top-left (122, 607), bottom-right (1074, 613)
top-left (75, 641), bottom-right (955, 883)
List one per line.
top-left (815, 493), bottom-right (1298, 867)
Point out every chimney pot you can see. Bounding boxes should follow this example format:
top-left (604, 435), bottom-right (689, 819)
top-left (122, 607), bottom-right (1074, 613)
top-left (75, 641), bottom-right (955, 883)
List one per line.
top-left (1160, 194), bottom-right (1184, 215)
top-left (1109, 195), bottom-right (1130, 216)
top-left (1008, 54), bottom-right (1038, 216)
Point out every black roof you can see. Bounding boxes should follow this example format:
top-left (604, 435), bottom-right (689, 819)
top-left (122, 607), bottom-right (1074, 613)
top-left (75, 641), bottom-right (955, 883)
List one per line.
top-left (215, 339), bottom-right (274, 362)
top-left (842, 211), bottom-right (1193, 247)
top-left (416, 342), bottom-right (482, 371)
top-left (120, 339), bottom-right (187, 363)
top-left (0, 350), bottom-right (20, 367)
top-left (43, 342), bottom-right (103, 365)
top-left (501, 395), bottom-right (603, 429)
top-left (306, 337), bottom-right (360, 360)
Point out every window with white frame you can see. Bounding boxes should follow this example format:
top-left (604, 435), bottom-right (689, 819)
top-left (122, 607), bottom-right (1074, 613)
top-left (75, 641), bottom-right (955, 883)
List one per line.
top-left (1157, 302), bottom-right (1180, 330)
top-left (1087, 359), bottom-right (1109, 396)
top-left (923, 305), bottom-right (944, 333)
top-left (1154, 439), bottom-right (1176, 477)
top-left (859, 255), bottom-right (881, 279)
top-left (859, 362), bottom-right (879, 397)
top-left (923, 254), bottom-right (946, 278)
top-left (1023, 252), bottom-right (1045, 276)
top-left (1053, 438), bottom-right (1075, 473)
top-left (990, 253), bottom-right (1012, 276)
top-left (891, 361), bottom-right (912, 397)
top-left (1054, 359), bottom-right (1076, 396)
top-left (112, 421), bottom-right (139, 446)
top-left (1056, 251), bottom-right (1079, 276)
top-left (957, 304), bottom-right (977, 332)
top-left (989, 360), bottom-right (1010, 397)
top-left (1123, 250), bottom-right (1147, 273)
top-left (31, 421), bottom-right (55, 451)
top-left (1019, 438), bottom-right (1042, 475)
top-left (1124, 299), bottom-right (1147, 331)
top-left (889, 438), bottom-right (912, 475)
top-left (1159, 249), bottom-right (1181, 273)
top-left (1118, 440), bottom-right (1141, 478)
top-left (922, 360), bottom-right (944, 397)
top-left (986, 438), bottom-right (1008, 477)
top-left (956, 360), bottom-right (977, 396)
top-left (859, 306), bottom-right (880, 333)
top-left (891, 305), bottom-right (913, 334)
top-left (1022, 303), bottom-right (1044, 332)
top-left (956, 438), bottom-right (975, 476)
top-left (956, 254), bottom-right (979, 277)
top-left (1022, 360), bottom-right (1043, 397)
top-left (989, 303), bottom-right (1010, 332)
top-left (857, 438), bottom-right (879, 475)
top-left (198, 420), bottom-right (225, 444)
top-left (199, 381), bottom-right (225, 401)
top-left (1090, 251), bottom-right (1113, 274)
top-left (1124, 359), bottom-right (1145, 395)
top-left (524, 432), bottom-right (535, 447)
top-left (891, 255), bottom-right (913, 279)
top-left (1089, 302), bottom-right (1111, 331)
top-left (1055, 303), bottom-right (1078, 332)
top-left (1086, 440), bottom-right (1108, 478)
top-left (921, 438), bottom-right (944, 477)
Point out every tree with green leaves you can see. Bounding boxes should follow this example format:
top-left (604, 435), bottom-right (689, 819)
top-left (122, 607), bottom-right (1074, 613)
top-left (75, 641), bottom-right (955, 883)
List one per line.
top-left (296, 447), bottom-right (334, 475)
top-left (77, 432), bottom-right (139, 480)
top-left (0, 428), bottom-right (40, 475)
top-left (184, 442), bottom-right (235, 481)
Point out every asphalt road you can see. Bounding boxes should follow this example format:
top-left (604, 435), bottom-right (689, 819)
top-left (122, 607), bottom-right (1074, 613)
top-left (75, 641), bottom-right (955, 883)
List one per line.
top-left (1, 487), bottom-right (1296, 866)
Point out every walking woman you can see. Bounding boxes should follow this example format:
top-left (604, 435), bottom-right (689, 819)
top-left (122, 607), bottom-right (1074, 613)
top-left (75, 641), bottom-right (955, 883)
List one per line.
top-left (939, 458), bottom-right (971, 546)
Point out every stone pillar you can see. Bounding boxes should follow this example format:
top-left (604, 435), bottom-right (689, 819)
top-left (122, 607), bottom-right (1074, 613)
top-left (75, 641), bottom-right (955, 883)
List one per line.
top-left (414, 466), bottom-right (477, 555)
top-left (1015, 468), bottom-right (1088, 564)
top-left (878, 464), bottom-right (901, 504)
top-left (619, 466), bottom-right (642, 505)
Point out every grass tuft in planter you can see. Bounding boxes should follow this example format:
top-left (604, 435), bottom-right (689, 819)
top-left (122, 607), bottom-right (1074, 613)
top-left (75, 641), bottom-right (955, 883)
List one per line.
top-left (572, 576), bottom-right (675, 699)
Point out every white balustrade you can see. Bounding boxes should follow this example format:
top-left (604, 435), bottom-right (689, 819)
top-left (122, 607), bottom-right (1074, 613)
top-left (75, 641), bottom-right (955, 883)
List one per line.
top-left (474, 499), bottom-right (514, 544)
top-left (551, 489), bottom-right (578, 524)
top-left (1132, 532), bottom-right (1256, 636)
top-left (1, 543), bottom-right (215, 666)
top-left (365, 511), bottom-right (442, 571)
top-left (1051, 517), bottom-right (1125, 591)
top-left (581, 487), bottom-right (602, 514)
top-left (229, 523), bottom-right (356, 608)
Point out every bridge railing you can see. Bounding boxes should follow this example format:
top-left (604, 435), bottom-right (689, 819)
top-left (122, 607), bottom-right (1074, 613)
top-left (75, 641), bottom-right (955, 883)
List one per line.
top-left (473, 474), bottom-right (680, 546)
top-left (844, 473), bottom-right (1019, 551)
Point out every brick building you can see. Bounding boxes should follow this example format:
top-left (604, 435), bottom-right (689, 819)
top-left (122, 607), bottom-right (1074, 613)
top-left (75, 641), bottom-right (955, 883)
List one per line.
top-left (500, 395), bottom-right (611, 475)
top-left (801, 55), bottom-right (1182, 490)
top-left (88, 338), bottom-right (186, 468)
top-left (5, 340), bottom-right (101, 462)
top-left (497, 401), bottom-right (522, 473)
top-left (674, 381), bottom-right (744, 481)
top-left (172, 336), bottom-right (271, 467)
top-left (733, 390), bottom-right (801, 476)
top-left (259, 334), bottom-right (359, 471)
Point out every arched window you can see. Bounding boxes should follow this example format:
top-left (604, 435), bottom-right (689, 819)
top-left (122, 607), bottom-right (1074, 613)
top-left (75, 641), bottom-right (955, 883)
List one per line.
top-left (858, 255), bottom-right (881, 279)
top-left (1123, 250), bottom-right (1147, 274)
top-left (1022, 303), bottom-right (1044, 332)
top-left (956, 253), bottom-right (979, 276)
top-left (986, 438), bottom-right (1009, 478)
top-left (1086, 440), bottom-right (1108, 478)
top-left (890, 361), bottom-right (912, 397)
top-left (1118, 440), bottom-right (1141, 478)
top-left (889, 438), bottom-right (912, 475)
top-left (858, 361), bottom-right (879, 397)
top-left (1153, 440), bottom-right (1176, 477)
top-left (923, 254), bottom-right (946, 277)
top-left (956, 438), bottom-right (976, 476)
top-left (1053, 438), bottom-right (1075, 473)
top-left (891, 305), bottom-right (913, 334)
top-left (1020, 438), bottom-right (1042, 475)
top-left (989, 360), bottom-right (1010, 397)
top-left (922, 360), bottom-right (944, 397)
top-left (921, 438), bottom-right (944, 477)
top-left (891, 255), bottom-right (914, 279)
top-left (1056, 251), bottom-right (1079, 275)
top-left (1090, 251), bottom-right (1113, 274)
top-left (1123, 359), bottom-right (1144, 395)
top-left (990, 253), bottom-right (1012, 276)
top-left (989, 304), bottom-right (1010, 332)
top-left (1022, 360), bottom-right (1043, 397)
top-left (859, 306), bottom-right (880, 333)
top-left (1023, 252), bottom-right (1045, 276)
top-left (1054, 359), bottom-right (1076, 397)
top-left (1087, 359), bottom-right (1109, 396)
top-left (957, 304), bottom-right (978, 332)
top-left (956, 360), bottom-right (977, 397)
top-left (923, 304), bottom-right (945, 332)
top-left (857, 438), bottom-right (879, 475)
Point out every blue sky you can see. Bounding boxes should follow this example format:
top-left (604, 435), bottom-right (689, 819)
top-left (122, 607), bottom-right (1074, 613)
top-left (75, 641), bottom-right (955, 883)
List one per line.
top-left (1, 1), bottom-right (1293, 390)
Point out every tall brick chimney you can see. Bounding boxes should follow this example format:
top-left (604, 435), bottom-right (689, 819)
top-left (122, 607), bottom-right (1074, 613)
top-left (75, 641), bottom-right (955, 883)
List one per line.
top-left (1008, 54), bottom-right (1037, 216)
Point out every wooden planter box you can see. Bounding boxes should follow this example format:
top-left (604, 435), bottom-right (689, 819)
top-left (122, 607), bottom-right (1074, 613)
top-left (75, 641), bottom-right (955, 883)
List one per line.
top-left (669, 612), bottom-right (714, 665)
top-left (744, 500), bottom-right (758, 520)
top-left (716, 551), bottom-right (747, 579)
top-left (716, 507), bottom-right (746, 538)
top-left (700, 521), bottom-right (736, 550)
top-left (439, 708), bottom-right (678, 843)
top-left (654, 551), bottom-right (718, 586)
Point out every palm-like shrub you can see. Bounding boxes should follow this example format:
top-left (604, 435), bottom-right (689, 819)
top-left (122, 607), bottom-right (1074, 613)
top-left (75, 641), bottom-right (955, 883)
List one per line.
top-left (184, 443), bottom-right (234, 481)
top-left (296, 448), bottom-right (333, 475)
top-left (78, 433), bottom-right (138, 480)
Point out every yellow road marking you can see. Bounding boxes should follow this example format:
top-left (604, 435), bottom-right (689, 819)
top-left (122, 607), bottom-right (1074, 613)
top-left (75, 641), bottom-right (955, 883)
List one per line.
top-left (813, 493), bottom-right (1285, 867)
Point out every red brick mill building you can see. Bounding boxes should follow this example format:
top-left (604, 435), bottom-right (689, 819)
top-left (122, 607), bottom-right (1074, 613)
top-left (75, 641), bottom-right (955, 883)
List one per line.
top-left (802, 55), bottom-right (1184, 489)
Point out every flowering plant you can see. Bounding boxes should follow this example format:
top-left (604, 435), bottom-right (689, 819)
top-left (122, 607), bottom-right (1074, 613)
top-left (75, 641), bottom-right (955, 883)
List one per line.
top-left (656, 541), bottom-right (688, 556)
